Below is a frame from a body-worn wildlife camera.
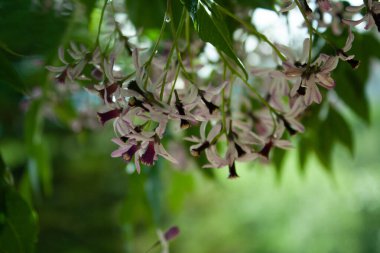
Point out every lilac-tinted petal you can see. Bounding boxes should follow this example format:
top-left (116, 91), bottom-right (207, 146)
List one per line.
top-left (225, 142), bottom-right (238, 166)
top-left (321, 56), bottom-right (339, 73)
top-left (184, 136), bottom-right (201, 143)
top-left (280, 2), bottom-right (296, 13)
top-left (58, 47), bottom-right (68, 64)
top-left (305, 83), bottom-right (322, 105)
top-left (346, 4), bottom-right (365, 12)
top-left (207, 123), bottom-right (222, 142)
top-left (301, 39), bottom-right (310, 63)
top-left (155, 118), bottom-right (168, 138)
top-left (200, 121), bottom-right (207, 140)
top-left (156, 143), bottom-right (178, 164)
top-left (343, 29), bottom-right (354, 52)
top-left (205, 146), bottom-right (228, 168)
top-left (237, 152), bottom-right (259, 162)
top-left (111, 146), bottom-right (130, 157)
top-left (134, 156), bottom-right (141, 174)
top-left (365, 15), bottom-right (375, 30)
top-left (111, 138), bottom-right (126, 146)
top-left (274, 139), bottom-right (293, 149)
top-left (342, 17), bottom-right (365, 26)
top-left (286, 118), bottom-right (305, 133)
top-left (316, 73), bottom-right (335, 89)
top-left (46, 65), bottom-right (66, 73)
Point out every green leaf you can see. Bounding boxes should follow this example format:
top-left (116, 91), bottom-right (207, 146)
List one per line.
top-left (326, 107), bottom-right (354, 156)
top-left (0, 51), bottom-right (26, 93)
top-left (125, 0), bottom-right (166, 30)
top-left (24, 100), bottom-right (52, 195)
top-left (0, 189), bottom-right (38, 253)
top-left (314, 112), bottom-right (336, 171)
top-left (272, 146), bottom-right (287, 180)
top-left (182, 0), bottom-right (247, 79)
top-left (297, 137), bottom-right (310, 173)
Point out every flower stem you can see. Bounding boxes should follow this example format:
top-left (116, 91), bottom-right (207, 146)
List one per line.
top-left (215, 2), bottom-right (287, 62)
top-left (95, 0), bottom-right (109, 49)
top-left (294, 0), bottom-right (313, 67)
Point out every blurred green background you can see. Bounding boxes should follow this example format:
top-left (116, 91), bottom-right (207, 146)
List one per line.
top-left (1, 0), bottom-right (380, 252)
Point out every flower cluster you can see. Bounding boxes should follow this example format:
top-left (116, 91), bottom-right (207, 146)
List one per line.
top-left (47, 0), bottom-right (370, 178)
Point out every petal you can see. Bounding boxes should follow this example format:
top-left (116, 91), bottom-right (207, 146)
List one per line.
top-left (46, 65), bottom-right (66, 73)
top-left (200, 121), bottom-right (207, 140)
top-left (305, 83), bottom-right (322, 105)
top-left (342, 17), bottom-right (365, 27)
top-left (111, 146), bottom-right (130, 157)
top-left (321, 56), bottom-right (339, 73)
top-left (134, 156), bottom-right (141, 174)
top-left (237, 152), bottom-right (259, 162)
top-left (280, 2), bottom-right (296, 13)
top-left (274, 140), bottom-right (293, 149)
top-left (316, 73), bottom-right (335, 89)
top-left (342, 29), bottom-right (355, 52)
top-left (205, 146), bottom-right (228, 168)
top-left (345, 4), bottom-right (365, 12)
top-left (301, 38), bottom-right (311, 63)
top-left (156, 143), bottom-right (178, 164)
top-left (207, 123), bottom-right (222, 142)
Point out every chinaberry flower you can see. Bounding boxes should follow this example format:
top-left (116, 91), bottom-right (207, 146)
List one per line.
top-left (283, 39), bottom-right (339, 105)
top-left (259, 124), bottom-right (293, 160)
top-left (111, 131), bottom-right (177, 173)
top-left (185, 122), bottom-right (222, 157)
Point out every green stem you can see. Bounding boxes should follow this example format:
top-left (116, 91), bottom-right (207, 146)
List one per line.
top-left (294, 0), bottom-right (313, 67)
top-left (159, 6), bottom-right (186, 101)
top-left (95, 0), bottom-right (108, 48)
top-left (215, 2), bottom-right (287, 62)
top-left (167, 64), bottom-right (181, 104)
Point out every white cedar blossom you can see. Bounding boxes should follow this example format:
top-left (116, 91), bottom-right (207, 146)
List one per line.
top-left (279, 39), bottom-right (339, 105)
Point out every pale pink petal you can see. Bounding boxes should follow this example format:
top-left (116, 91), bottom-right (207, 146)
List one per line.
top-left (342, 17), bottom-right (365, 27)
top-left (274, 140), bottom-right (293, 149)
top-left (156, 143), bottom-right (178, 164)
top-left (316, 73), bottom-right (335, 89)
top-left (207, 123), bottom-right (222, 142)
top-left (205, 146), bottom-right (228, 168)
top-left (345, 4), bottom-right (365, 12)
top-left (342, 29), bottom-right (354, 52)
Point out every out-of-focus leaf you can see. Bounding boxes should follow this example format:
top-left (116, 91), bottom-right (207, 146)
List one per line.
top-left (24, 100), bottom-right (52, 195)
top-left (0, 189), bottom-right (38, 253)
top-left (125, 0), bottom-right (166, 30)
top-left (315, 117), bottom-right (334, 171)
top-left (327, 107), bottom-right (354, 156)
top-left (0, 154), bottom-right (38, 253)
top-left (24, 100), bottom-right (43, 152)
top-left (182, 0), bottom-right (247, 78)
top-left (272, 146), bottom-right (287, 180)
top-left (297, 137), bottom-right (311, 173)
top-left (0, 51), bottom-right (26, 93)
top-left (334, 63), bottom-right (370, 124)
top-left (145, 162), bottom-right (163, 225)
top-left (0, 1), bottom-right (71, 56)
top-left (225, 0), bottom-right (276, 10)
